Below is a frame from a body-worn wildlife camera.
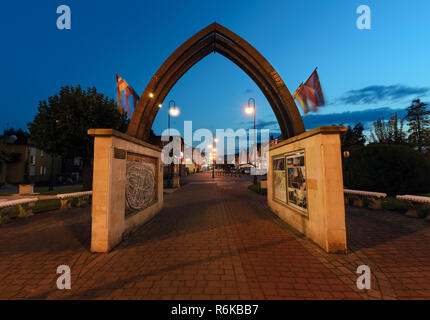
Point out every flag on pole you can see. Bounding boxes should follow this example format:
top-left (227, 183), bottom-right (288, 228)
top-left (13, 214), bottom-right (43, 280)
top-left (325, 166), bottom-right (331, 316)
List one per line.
top-left (116, 73), bottom-right (140, 116)
top-left (293, 68), bottom-right (325, 114)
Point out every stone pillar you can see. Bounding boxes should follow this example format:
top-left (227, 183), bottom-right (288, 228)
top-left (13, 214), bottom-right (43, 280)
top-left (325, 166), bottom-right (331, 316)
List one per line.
top-left (172, 176), bottom-right (180, 188)
top-left (88, 129), bottom-right (163, 252)
top-left (267, 126), bottom-right (347, 253)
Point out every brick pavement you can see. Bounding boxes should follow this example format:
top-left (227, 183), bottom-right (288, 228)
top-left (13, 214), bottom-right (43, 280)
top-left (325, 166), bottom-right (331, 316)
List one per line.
top-left (0, 173), bottom-right (429, 300)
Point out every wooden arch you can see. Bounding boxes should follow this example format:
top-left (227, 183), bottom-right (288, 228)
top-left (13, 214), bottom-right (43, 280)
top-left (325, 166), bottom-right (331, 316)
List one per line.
top-left (127, 22), bottom-right (305, 141)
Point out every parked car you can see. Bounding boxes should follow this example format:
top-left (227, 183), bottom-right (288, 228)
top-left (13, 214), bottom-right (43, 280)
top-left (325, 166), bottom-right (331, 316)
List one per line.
top-left (241, 168), bottom-right (251, 175)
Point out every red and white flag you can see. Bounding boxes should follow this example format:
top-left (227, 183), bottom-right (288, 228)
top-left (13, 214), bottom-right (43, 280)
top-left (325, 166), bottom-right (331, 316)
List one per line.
top-left (293, 68), bottom-right (325, 114)
top-left (116, 73), bottom-right (140, 116)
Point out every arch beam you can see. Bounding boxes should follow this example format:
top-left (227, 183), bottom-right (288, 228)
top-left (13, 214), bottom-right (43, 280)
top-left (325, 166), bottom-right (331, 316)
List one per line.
top-left (127, 23), bottom-right (305, 141)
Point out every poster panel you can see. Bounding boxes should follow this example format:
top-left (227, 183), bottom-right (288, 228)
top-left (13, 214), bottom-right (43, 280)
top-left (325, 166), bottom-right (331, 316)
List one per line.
top-left (273, 157), bottom-right (287, 204)
top-left (286, 152), bottom-right (307, 213)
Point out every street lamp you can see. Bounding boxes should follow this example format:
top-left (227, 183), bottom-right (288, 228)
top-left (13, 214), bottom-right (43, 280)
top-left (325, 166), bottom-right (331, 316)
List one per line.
top-left (168, 100), bottom-right (180, 181)
top-left (168, 100), bottom-right (180, 137)
top-left (246, 98), bottom-right (256, 146)
top-left (245, 98), bottom-right (257, 184)
top-left (211, 136), bottom-right (218, 179)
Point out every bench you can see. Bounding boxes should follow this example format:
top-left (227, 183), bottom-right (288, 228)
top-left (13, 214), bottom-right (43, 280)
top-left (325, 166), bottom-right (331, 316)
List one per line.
top-left (0, 198), bottom-right (39, 223)
top-left (57, 191), bottom-right (92, 209)
top-left (344, 189), bottom-right (387, 210)
top-left (396, 195), bottom-right (430, 219)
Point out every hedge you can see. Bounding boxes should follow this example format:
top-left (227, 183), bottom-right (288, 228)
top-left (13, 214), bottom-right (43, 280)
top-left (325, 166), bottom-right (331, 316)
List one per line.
top-left (343, 144), bottom-right (430, 196)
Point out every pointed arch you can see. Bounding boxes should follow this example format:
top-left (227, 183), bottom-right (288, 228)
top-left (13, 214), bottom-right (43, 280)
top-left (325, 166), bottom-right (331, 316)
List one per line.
top-left (127, 23), bottom-right (305, 141)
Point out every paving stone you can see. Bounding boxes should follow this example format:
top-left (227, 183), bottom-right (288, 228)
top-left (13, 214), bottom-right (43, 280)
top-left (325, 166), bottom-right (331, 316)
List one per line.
top-left (1, 173), bottom-right (430, 299)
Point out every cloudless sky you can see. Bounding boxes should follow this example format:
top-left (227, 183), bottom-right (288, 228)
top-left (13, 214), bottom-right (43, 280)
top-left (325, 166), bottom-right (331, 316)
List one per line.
top-left (1, 0), bottom-right (429, 138)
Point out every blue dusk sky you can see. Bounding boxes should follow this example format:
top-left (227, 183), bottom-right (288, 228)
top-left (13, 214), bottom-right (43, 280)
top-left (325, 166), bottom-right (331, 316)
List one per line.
top-left (1, 0), bottom-right (429, 139)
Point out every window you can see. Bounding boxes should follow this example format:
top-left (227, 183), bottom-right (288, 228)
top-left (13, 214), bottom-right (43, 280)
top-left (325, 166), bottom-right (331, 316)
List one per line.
top-left (40, 166), bottom-right (43, 175)
top-left (30, 155), bottom-right (36, 166)
top-left (40, 151), bottom-right (44, 157)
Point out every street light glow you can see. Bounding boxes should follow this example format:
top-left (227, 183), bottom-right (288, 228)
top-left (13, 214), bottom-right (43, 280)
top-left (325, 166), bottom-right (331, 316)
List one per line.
top-left (149, 93), bottom-right (154, 98)
top-left (169, 107), bottom-right (180, 117)
top-left (245, 105), bottom-right (254, 115)
top-left (158, 103), bottom-right (162, 108)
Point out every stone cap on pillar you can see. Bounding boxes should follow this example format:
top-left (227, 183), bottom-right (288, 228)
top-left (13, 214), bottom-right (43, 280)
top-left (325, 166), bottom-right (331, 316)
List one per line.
top-left (88, 128), bottom-right (162, 152)
top-left (270, 126), bottom-right (346, 151)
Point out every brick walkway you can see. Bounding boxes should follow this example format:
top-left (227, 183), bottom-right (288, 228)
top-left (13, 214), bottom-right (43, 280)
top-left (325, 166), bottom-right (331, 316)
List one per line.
top-left (1, 173), bottom-right (430, 300)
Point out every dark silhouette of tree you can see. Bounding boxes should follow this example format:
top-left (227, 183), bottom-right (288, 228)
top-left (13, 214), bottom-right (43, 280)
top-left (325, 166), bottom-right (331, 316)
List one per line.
top-left (1, 128), bottom-right (30, 145)
top-left (341, 123), bottom-right (366, 151)
top-left (0, 140), bottom-right (11, 179)
top-left (28, 86), bottom-right (129, 190)
top-left (405, 99), bottom-right (430, 153)
top-left (369, 113), bottom-right (406, 145)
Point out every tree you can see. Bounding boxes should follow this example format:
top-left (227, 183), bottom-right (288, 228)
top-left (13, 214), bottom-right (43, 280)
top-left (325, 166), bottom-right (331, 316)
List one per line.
top-left (405, 99), bottom-right (430, 153)
top-left (341, 123), bottom-right (366, 151)
top-left (28, 86), bottom-right (129, 190)
top-left (0, 139), bottom-right (11, 179)
top-left (343, 145), bottom-right (430, 195)
top-left (369, 113), bottom-right (406, 145)
top-left (1, 128), bottom-right (29, 145)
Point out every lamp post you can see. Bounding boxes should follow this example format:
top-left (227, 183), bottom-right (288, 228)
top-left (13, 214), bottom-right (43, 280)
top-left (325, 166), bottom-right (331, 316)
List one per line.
top-left (211, 137), bottom-right (218, 179)
top-left (245, 98), bottom-right (257, 184)
top-left (168, 100), bottom-right (180, 181)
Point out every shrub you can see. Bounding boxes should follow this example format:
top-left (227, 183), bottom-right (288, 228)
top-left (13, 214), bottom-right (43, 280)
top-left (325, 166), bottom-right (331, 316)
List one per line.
top-left (248, 183), bottom-right (267, 195)
top-left (343, 144), bottom-right (430, 196)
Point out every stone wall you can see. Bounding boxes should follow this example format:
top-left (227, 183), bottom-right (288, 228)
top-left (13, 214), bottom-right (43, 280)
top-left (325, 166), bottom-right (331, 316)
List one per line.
top-left (267, 126), bottom-right (347, 253)
top-left (88, 129), bottom-right (163, 252)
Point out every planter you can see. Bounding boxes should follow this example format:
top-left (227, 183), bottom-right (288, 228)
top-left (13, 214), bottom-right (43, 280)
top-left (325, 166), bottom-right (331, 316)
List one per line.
top-left (19, 184), bottom-right (34, 195)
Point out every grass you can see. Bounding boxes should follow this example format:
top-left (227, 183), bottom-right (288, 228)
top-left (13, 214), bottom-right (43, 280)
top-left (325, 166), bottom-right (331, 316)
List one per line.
top-left (0, 192), bottom-right (14, 196)
top-left (345, 193), bottom-right (430, 217)
top-left (0, 196), bottom-right (90, 224)
top-left (248, 183), bottom-right (267, 195)
top-left (36, 187), bottom-right (83, 196)
top-left (0, 199), bottom-right (60, 223)
top-left (33, 199), bottom-right (62, 213)
top-left (0, 186), bottom-right (83, 196)
top-left (381, 196), bottom-right (409, 213)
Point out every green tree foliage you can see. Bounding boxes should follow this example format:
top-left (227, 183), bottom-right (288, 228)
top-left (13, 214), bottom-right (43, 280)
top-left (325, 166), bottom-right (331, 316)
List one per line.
top-left (369, 113), bottom-right (406, 145)
top-left (343, 144), bottom-right (430, 195)
top-left (405, 99), bottom-right (430, 153)
top-left (341, 123), bottom-right (366, 151)
top-left (28, 86), bottom-right (129, 189)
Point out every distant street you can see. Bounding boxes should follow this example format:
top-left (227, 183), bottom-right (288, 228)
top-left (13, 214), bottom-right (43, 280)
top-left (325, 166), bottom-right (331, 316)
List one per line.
top-left (0, 172), bottom-right (430, 299)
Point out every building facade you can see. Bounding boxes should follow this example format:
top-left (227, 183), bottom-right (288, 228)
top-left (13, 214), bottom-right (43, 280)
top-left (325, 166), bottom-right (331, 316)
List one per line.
top-left (1, 144), bottom-right (61, 185)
